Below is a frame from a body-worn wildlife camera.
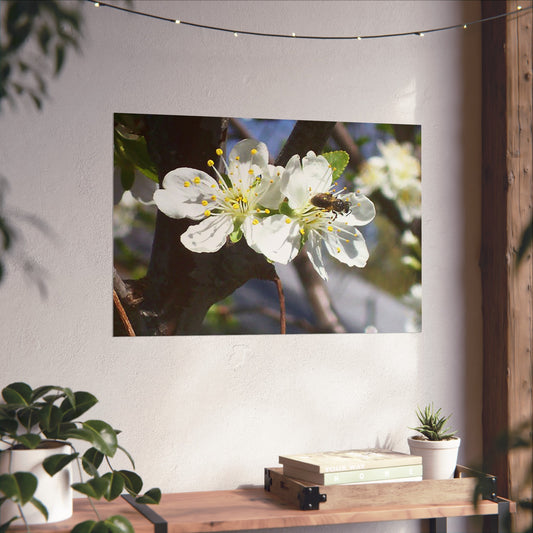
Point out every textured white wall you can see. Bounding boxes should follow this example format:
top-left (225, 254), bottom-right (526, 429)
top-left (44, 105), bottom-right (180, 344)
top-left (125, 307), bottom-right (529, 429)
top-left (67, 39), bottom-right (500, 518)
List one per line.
top-left (0, 1), bottom-right (482, 532)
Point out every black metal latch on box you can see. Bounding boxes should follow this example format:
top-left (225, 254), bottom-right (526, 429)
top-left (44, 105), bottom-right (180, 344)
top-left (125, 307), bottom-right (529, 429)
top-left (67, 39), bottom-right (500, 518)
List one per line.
top-left (265, 468), bottom-right (327, 510)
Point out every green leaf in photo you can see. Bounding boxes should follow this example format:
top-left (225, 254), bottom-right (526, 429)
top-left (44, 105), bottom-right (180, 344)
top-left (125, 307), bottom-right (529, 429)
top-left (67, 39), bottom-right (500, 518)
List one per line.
top-left (321, 151), bottom-right (349, 182)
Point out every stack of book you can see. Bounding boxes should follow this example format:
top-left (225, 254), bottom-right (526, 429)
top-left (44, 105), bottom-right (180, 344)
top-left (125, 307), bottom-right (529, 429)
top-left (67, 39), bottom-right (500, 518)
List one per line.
top-left (278, 448), bottom-right (423, 486)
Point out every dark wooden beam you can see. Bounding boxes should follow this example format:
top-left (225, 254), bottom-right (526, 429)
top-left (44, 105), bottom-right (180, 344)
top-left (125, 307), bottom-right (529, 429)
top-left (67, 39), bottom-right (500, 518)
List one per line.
top-left (481, 1), bottom-right (533, 530)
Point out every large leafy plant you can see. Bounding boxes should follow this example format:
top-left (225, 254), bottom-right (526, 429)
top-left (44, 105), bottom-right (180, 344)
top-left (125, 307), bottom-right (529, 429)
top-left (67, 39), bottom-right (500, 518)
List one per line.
top-left (411, 403), bottom-right (457, 441)
top-left (0, 382), bottom-right (160, 533)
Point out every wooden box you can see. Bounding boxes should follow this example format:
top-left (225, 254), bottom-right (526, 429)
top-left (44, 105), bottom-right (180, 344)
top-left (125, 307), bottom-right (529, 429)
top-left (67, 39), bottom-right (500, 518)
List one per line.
top-left (264, 465), bottom-right (498, 511)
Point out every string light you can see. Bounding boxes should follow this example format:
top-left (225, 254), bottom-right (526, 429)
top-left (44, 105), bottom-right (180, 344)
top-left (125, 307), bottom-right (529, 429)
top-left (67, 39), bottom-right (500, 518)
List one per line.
top-left (85, 1), bottom-right (531, 41)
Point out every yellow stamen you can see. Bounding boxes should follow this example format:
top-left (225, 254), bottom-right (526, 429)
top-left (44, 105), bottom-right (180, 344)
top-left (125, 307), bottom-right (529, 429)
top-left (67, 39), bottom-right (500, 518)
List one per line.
top-left (207, 160), bottom-right (214, 167)
top-left (201, 200), bottom-right (208, 206)
top-left (327, 226), bottom-right (333, 232)
top-left (211, 195), bottom-right (217, 201)
top-left (235, 156), bottom-right (240, 161)
top-left (204, 210), bottom-right (211, 217)
top-left (252, 219), bottom-right (259, 225)
top-left (193, 176), bottom-right (201, 184)
top-left (264, 209), bottom-right (270, 214)
top-left (248, 169), bottom-right (254, 175)
top-left (251, 148), bottom-right (257, 155)
top-left (233, 204), bottom-right (239, 210)
top-left (299, 228), bottom-right (305, 235)
top-left (285, 218), bottom-right (291, 224)
top-left (183, 181), bottom-right (191, 187)
top-left (337, 247), bottom-right (341, 253)
top-left (216, 148), bottom-right (223, 156)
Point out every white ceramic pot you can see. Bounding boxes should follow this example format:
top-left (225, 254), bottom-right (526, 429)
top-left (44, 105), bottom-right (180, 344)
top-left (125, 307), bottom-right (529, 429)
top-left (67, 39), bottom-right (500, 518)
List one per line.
top-left (0, 441), bottom-right (73, 525)
top-left (407, 436), bottom-right (461, 480)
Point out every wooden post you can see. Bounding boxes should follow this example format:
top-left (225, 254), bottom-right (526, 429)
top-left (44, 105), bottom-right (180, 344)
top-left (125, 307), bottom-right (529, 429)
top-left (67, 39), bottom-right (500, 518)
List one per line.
top-left (481, 1), bottom-right (533, 531)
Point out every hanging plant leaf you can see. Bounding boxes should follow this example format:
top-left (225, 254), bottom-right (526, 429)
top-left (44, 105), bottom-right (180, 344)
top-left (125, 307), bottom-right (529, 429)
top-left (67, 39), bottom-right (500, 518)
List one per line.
top-left (2, 383), bottom-right (32, 406)
top-left (43, 453), bottom-right (79, 476)
top-left (82, 448), bottom-right (104, 476)
top-left (60, 391), bottom-right (98, 422)
top-left (135, 488), bottom-right (161, 505)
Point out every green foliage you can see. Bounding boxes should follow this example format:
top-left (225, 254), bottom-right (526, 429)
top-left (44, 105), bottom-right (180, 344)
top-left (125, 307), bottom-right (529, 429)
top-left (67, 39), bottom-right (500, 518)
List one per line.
top-left (114, 127), bottom-right (159, 187)
top-left (0, 382), bottom-right (161, 531)
top-left (411, 403), bottom-right (457, 441)
top-left (321, 151), bottom-right (349, 182)
top-left (0, 1), bottom-right (83, 111)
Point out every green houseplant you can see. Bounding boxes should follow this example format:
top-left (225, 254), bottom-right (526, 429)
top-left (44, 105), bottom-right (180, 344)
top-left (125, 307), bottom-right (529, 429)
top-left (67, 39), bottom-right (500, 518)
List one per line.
top-left (0, 382), bottom-right (160, 533)
top-left (407, 403), bottom-right (461, 480)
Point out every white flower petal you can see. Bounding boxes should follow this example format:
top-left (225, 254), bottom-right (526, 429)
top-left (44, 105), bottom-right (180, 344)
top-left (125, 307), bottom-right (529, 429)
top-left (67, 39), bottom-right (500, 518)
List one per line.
top-left (341, 192), bottom-right (376, 226)
top-left (306, 232), bottom-right (328, 281)
top-left (322, 226), bottom-right (369, 268)
top-left (281, 155), bottom-right (309, 209)
top-left (301, 151), bottom-right (333, 193)
top-left (153, 188), bottom-right (207, 220)
top-left (162, 168), bottom-right (218, 199)
top-left (255, 164), bottom-right (285, 209)
top-left (243, 214), bottom-right (301, 264)
top-left (154, 168), bottom-right (221, 220)
top-left (180, 214), bottom-right (234, 253)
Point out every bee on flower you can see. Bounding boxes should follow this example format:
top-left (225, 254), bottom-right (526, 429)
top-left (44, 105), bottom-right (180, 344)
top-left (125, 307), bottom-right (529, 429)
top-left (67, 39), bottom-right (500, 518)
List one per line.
top-left (246, 151), bottom-right (376, 281)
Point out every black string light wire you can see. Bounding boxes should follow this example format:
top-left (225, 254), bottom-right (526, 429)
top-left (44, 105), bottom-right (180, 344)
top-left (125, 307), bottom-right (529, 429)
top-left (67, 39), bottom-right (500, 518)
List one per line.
top-left (87, 1), bottom-right (530, 40)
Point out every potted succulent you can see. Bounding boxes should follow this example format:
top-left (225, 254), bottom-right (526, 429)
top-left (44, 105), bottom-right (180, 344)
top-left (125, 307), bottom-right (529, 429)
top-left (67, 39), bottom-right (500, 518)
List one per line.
top-left (407, 403), bottom-right (461, 480)
top-left (0, 382), bottom-right (160, 533)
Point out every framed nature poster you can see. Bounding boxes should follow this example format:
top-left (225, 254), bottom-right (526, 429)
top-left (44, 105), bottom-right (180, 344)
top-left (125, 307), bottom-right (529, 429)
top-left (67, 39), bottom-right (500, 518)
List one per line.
top-left (113, 114), bottom-right (421, 336)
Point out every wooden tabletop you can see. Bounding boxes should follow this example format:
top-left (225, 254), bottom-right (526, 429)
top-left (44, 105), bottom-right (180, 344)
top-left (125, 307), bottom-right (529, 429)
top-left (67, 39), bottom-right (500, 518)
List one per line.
top-left (10, 487), bottom-right (514, 533)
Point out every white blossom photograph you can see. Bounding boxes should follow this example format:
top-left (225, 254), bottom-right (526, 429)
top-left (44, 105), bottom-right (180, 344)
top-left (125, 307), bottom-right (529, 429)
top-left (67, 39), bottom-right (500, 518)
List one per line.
top-left (113, 115), bottom-right (421, 335)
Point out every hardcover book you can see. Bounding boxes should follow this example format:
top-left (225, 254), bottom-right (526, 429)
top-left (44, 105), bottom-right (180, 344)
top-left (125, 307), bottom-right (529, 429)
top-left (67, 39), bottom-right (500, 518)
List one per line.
top-left (282, 463), bottom-right (423, 485)
top-left (279, 448), bottom-right (422, 474)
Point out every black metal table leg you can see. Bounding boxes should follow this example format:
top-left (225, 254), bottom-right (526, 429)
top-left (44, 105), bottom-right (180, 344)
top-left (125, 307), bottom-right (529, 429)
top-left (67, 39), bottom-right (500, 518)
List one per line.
top-left (429, 517), bottom-right (447, 533)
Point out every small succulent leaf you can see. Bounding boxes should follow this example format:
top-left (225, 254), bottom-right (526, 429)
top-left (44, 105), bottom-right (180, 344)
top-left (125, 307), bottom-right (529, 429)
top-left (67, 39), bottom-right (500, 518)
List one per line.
top-left (60, 391), bottom-right (98, 422)
top-left (101, 472), bottom-right (125, 501)
top-left (43, 453), bottom-right (78, 476)
top-left (2, 382), bottom-right (32, 405)
top-left (104, 515), bottom-right (135, 533)
top-left (321, 151), bottom-right (349, 182)
top-left (29, 496), bottom-right (49, 520)
top-left (135, 488), bottom-right (161, 505)
top-left (82, 448), bottom-right (104, 476)
top-left (14, 433), bottom-right (42, 449)
top-left (118, 470), bottom-right (142, 496)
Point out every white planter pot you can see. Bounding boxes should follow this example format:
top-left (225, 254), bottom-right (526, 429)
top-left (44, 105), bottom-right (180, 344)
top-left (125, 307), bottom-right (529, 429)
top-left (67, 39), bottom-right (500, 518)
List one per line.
top-left (0, 441), bottom-right (73, 525)
top-left (407, 436), bottom-right (461, 480)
